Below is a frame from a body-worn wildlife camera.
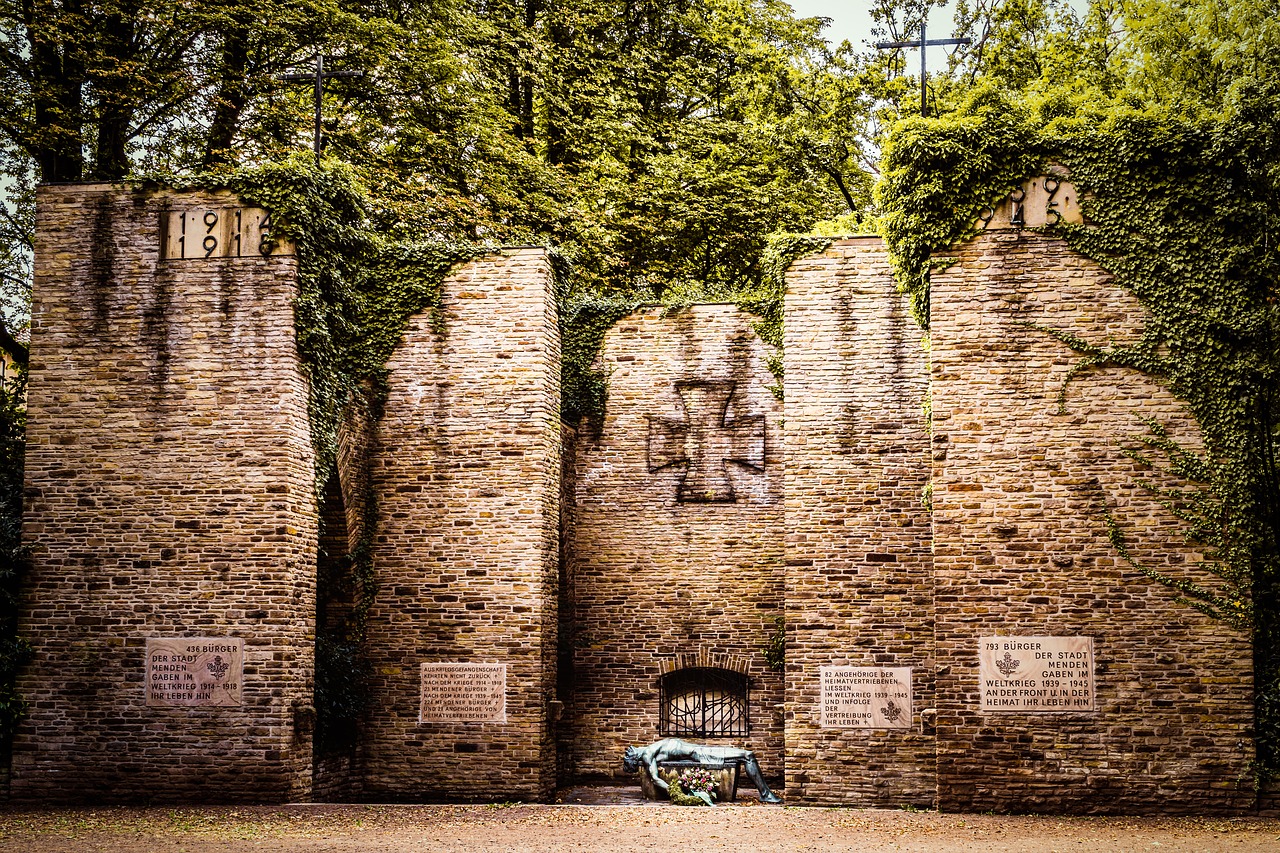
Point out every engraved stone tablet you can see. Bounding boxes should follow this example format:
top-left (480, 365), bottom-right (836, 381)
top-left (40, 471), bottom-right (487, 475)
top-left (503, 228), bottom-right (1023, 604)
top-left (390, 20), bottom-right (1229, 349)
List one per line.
top-left (146, 637), bottom-right (244, 707)
top-left (419, 663), bottom-right (507, 723)
top-left (162, 207), bottom-right (293, 260)
top-left (979, 175), bottom-right (1083, 229)
top-left (979, 636), bottom-right (1095, 712)
top-left (820, 666), bottom-right (913, 729)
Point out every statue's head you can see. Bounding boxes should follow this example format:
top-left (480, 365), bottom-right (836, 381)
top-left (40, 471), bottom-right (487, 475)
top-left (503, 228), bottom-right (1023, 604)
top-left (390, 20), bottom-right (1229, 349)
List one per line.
top-left (622, 745), bottom-right (642, 773)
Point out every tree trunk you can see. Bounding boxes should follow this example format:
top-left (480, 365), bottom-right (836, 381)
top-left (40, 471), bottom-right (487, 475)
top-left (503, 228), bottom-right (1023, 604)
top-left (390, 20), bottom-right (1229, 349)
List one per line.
top-left (27, 0), bottom-right (86, 182)
top-left (91, 8), bottom-right (138, 180)
top-left (202, 24), bottom-right (251, 168)
top-left (543, 6), bottom-right (571, 165)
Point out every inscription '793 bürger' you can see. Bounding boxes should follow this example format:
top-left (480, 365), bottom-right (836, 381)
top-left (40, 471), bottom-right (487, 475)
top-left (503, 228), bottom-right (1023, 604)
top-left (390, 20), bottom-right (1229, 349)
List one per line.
top-left (979, 636), bottom-right (1095, 712)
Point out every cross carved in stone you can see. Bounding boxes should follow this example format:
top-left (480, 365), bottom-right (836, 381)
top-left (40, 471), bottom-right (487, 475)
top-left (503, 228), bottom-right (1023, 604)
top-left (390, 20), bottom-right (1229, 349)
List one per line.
top-left (646, 380), bottom-right (765, 503)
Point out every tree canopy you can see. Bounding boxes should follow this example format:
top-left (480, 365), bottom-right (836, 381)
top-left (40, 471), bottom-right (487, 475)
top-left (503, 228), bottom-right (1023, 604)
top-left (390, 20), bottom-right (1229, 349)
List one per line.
top-left (1, 1), bottom-right (1276, 320)
top-left (0, 0), bottom-right (886, 327)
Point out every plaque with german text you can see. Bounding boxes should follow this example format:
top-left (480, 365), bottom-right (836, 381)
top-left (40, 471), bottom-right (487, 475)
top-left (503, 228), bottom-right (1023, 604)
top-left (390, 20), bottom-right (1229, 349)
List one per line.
top-left (979, 636), bottom-right (1095, 712)
top-left (820, 666), bottom-right (913, 729)
top-left (419, 663), bottom-right (507, 723)
top-left (146, 637), bottom-right (244, 707)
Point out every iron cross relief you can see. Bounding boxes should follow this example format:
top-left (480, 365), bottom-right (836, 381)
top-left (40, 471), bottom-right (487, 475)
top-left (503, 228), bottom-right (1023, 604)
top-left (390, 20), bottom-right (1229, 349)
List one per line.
top-left (645, 381), bottom-right (765, 503)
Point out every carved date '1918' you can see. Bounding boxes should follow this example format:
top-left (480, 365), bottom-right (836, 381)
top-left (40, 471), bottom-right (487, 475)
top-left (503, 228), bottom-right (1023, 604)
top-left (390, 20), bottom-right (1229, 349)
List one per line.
top-left (163, 207), bottom-right (290, 260)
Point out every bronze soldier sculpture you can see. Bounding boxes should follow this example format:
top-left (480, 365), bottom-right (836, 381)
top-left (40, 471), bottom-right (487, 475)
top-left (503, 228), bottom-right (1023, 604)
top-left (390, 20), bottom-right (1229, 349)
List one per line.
top-left (622, 738), bottom-right (783, 803)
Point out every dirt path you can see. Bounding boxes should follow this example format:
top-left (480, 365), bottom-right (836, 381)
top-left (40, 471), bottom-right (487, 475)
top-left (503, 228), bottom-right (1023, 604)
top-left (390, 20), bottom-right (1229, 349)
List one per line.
top-left (1, 802), bottom-right (1276, 853)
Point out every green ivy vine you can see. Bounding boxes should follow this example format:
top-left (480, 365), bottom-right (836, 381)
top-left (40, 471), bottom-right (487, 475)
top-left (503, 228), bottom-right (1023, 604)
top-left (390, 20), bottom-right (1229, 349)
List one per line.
top-left (559, 294), bottom-right (647, 427)
top-left (878, 82), bottom-right (1280, 784)
top-left (762, 614), bottom-right (785, 671)
top-left (878, 86), bottom-right (1045, 327)
top-left (228, 161), bottom-right (491, 747)
top-left (753, 235), bottom-right (833, 397)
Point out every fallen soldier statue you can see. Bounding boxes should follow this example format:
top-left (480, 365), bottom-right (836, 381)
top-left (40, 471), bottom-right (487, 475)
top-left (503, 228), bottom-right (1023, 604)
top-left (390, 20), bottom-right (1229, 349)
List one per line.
top-left (622, 737), bottom-right (783, 804)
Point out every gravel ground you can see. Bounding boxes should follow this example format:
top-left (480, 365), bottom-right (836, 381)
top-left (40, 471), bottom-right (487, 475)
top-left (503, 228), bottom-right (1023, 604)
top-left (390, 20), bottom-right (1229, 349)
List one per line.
top-left (0, 799), bottom-right (1277, 853)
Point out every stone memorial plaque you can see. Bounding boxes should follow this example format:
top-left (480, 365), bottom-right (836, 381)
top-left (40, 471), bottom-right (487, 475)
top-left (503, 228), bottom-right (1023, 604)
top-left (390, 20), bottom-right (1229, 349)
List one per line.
top-left (162, 207), bottom-right (292, 260)
top-left (820, 666), bottom-right (913, 729)
top-left (979, 636), bottom-right (1095, 712)
top-left (420, 663), bottom-right (507, 723)
top-left (146, 637), bottom-right (243, 707)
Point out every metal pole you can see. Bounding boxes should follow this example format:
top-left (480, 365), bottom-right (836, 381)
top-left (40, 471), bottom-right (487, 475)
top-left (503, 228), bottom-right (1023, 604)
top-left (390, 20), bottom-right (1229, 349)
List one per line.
top-left (920, 22), bottom-right (927, 117)
top-left (314, 55), bottom-right (324, 166)
top-left (279, 57), bottom-right (364, 165)
top-left (876, 22), bottom-right (967, 120)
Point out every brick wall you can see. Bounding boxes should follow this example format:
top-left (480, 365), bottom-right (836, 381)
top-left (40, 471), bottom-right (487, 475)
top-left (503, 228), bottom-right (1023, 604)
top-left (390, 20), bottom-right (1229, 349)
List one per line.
top-left (13, 184), bottom-right (317, 803)
top-left (929, 229), bottom-right (1255, 813)
top-left (358, 248), bottom-right (561, 801)
top-left (564, 304), bottom-right (786, 783)
top-left (13, 185), bottom-right (1260, 812)
top-left (782, 239), bottom-right (936, 806)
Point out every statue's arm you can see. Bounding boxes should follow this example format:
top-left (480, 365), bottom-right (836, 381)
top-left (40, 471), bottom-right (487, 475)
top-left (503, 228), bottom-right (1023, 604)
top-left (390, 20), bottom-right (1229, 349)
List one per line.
top-left (647, 756), bottom-right (669, 791)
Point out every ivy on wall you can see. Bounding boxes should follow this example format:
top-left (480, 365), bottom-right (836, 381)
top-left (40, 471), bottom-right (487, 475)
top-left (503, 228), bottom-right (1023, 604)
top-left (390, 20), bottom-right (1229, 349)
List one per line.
top-left (0, 370), bottom-right (29, 748)
top-left (762, 615), bottom-right (785, 671)
top-left (878, 82), bottom-right (1280, 783)
top-left (559, 294), bottom-right (647, 427)
top-left (752, 235), bottom-right (833, 395)
top-left (558, 237), bottom-right (825, 423)
top-left (878, 86), bottom-right (1045, 328)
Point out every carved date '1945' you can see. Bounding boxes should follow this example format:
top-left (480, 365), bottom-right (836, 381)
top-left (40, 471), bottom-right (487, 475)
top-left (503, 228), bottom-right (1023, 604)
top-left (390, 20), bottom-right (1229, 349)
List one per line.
top-left (977, 176), bottom-right (1071, 229)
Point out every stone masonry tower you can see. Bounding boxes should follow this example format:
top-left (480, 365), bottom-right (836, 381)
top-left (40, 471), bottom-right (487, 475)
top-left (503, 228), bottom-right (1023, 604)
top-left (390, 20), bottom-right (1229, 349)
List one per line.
top-left (13, 185), bottom-right (318, 802)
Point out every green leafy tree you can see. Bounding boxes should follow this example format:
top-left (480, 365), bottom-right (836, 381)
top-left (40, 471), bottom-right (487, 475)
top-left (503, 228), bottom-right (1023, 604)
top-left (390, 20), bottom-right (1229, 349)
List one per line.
top-left (1122, 0), bottom-right (1280, 107)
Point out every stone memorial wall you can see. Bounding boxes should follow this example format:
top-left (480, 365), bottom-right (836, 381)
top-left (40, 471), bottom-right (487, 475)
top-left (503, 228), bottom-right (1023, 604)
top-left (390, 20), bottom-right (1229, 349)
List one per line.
top-left (928, 229), bottom-right (1255, 813)
top-left (562, 304), bottom-right (785, 780)
top-left (14, 184), bottom-right (316, 803)
top-left (781, 239), bottom-right (936, 807)
top-left (11, 183), bottom-right (1263, 814)
top-left (358, 248), bottom-right (562, 802)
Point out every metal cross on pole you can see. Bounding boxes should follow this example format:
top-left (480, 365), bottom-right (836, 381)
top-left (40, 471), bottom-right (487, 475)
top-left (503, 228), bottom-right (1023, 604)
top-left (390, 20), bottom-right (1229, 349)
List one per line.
top-left (875, 20), bottom-right (970, 117)
top-left (279, 55), bottom-right (365, 165)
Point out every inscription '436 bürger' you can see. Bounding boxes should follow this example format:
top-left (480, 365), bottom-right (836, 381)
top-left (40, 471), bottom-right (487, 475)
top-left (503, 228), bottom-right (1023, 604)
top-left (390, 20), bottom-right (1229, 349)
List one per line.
top-left (145, 637), bottom-right (244, 708)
